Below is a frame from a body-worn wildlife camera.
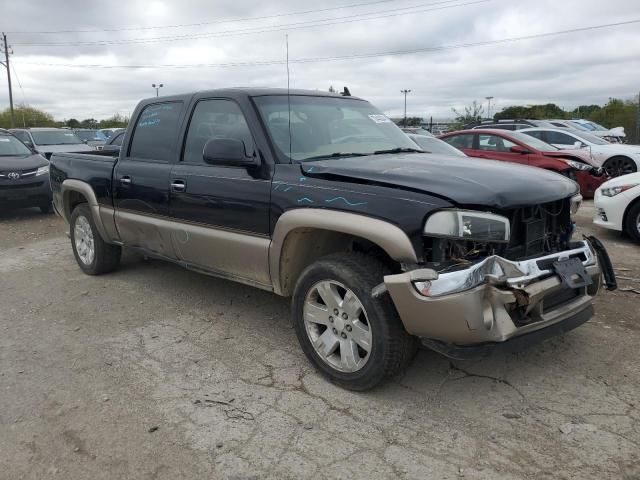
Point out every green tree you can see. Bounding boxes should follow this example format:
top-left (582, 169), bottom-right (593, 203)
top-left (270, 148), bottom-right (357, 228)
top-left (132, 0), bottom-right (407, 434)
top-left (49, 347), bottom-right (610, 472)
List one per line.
top-left (494, 103), bottom-right (565, 120)
top-left (572, 105), bottom-right (601, 118)
top-left (588, 98), bottom-right (638, 143)
top-left (66, 118), bottom-right (80, 128)
top-left (451, 100), bottom-right (484, 128)
top-left (0, 104), bottom-right (57, 128)
top-left (98, 114), bottom-right (129, 128)
top-left (80, 118), bottom-right (98, 128)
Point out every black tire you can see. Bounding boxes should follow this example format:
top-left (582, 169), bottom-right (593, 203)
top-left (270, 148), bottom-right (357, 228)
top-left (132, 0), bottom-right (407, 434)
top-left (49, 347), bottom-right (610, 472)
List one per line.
top-left (39, 203), bottom-right (52, 214)
top-left (603, 156), bottom-right (637, 177)
top-left (292, 253), bottom-right (417, 391)
top-left (70, 204), bottom-right (121, 275)
top-left (624, 201), bottom-right (640, 243)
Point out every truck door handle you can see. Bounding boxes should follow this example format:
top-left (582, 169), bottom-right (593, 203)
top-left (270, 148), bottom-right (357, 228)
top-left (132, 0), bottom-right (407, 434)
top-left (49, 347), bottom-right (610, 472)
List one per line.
top-left (171, 179), bottom-right (186, 192)
top-left (120, 176), bottom-right (132, 185)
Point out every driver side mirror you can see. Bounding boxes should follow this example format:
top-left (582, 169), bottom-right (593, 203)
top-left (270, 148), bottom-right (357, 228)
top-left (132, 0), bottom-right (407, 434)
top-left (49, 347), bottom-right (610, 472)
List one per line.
top-left (510, 145), bottom-right (530, 154)
top-left (573, 141), bottom-right (584, 149)
top-left (203, 138), bottom-right (259, 168)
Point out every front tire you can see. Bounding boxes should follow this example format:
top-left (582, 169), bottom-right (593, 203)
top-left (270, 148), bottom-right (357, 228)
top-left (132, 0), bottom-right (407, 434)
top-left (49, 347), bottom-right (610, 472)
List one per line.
top-left (292, 253), bottom-right (417, 391)
top-left (624, 201), bottom-right (640, 243)
top-left (603, 156), bottom-right (637, 177)
top-left (70, 204), bottom-right (121, 275)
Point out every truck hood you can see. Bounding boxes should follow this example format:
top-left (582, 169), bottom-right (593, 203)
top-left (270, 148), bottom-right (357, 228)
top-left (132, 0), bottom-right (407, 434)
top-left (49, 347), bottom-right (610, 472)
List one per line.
top-left (301, 153), bottom-right (578, 209)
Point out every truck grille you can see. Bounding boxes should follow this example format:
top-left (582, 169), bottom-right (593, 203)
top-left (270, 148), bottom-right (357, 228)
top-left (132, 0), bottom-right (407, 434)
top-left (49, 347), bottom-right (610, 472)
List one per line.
top-left (499, 199), bottom-right (572, 261)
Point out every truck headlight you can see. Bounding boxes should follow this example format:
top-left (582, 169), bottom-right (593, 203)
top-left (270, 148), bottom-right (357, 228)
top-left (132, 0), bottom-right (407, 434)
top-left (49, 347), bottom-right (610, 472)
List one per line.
top-left (35, 166), bottom-right (49, 176)
top-left (601, 184), bottom-right (638, 197)
top-left (424, 210), bottom-right (510, 243)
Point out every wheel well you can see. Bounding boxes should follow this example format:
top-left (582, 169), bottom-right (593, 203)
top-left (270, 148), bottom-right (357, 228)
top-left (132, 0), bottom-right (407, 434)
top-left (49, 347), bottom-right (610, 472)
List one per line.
top-left (623, 196), bottom-right (640, 230)
top-left (63, 190), bottom-right (89, 219)
top-left (277, 228), bottom-right (400, 297)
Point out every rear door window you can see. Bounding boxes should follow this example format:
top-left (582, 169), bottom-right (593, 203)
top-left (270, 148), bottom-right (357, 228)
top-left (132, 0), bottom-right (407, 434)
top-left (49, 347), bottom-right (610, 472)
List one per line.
top-left (478, 134), bottom-right (517, 152)
top-left (443, 134), bottom-right (474, 149)
top-left (545, 131), bottom-right (577, 146)
top-left (128, 102), bottom-right (183, 162)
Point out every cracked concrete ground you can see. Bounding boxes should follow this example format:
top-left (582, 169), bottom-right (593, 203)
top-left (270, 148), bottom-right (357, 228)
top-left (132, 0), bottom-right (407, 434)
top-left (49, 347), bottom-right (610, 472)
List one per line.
top-left (1, 202), bottom-right (639, 479)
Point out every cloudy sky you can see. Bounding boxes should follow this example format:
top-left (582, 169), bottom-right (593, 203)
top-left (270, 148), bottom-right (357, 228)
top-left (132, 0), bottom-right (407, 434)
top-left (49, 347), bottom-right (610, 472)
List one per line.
top-left (1, 0), bottom-right (639, 121)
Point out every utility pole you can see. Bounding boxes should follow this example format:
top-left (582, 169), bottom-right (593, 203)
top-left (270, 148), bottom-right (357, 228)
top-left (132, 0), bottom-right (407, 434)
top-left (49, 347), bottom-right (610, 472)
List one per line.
top-left (1, 32), bottom-right (15, 128)
top-left (401, 89), bottom-right (411, 127)
top-left (485, 96), bottom-right (494, 120)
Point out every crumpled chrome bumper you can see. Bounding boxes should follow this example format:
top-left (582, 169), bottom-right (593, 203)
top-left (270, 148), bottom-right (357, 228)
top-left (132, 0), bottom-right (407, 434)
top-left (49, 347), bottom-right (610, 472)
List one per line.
top-left (384, 240), bottom-right (605, 346)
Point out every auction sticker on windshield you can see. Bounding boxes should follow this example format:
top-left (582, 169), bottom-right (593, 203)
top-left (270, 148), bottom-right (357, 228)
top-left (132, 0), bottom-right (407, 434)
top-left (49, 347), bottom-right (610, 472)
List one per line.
top-left (368, 114), bottom-right (391, 123)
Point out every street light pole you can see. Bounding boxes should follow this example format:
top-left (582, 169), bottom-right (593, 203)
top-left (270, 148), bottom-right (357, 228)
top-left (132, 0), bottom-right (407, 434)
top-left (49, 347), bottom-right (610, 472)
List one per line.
top-left (485, 96), bottom-right (494, 120)
top-left (1, 32), bottom-right (15, 128)
top-left (152, 83), bottom-right (164, 97)
top-left (401, 89), bottom-right (411, 127)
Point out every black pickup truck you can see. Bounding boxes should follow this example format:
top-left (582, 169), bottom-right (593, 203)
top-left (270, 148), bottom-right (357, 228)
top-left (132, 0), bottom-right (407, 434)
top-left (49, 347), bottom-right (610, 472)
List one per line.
top-left (50, 88), bottom-right (616, 390)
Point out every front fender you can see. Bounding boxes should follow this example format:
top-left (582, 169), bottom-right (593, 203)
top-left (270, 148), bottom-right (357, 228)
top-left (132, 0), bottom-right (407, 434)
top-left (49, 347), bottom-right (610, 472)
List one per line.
top-left (269, 208), bottom-right (418, 295)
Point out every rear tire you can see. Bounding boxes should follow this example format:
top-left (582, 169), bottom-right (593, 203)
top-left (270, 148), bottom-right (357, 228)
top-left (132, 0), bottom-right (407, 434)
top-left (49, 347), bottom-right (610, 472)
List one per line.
top-left (70, 204), bottom-right (121, 275)
top-left (292, 253), bottom-right (417, 391)
top-left (624, 201), bottom-right (640, 243)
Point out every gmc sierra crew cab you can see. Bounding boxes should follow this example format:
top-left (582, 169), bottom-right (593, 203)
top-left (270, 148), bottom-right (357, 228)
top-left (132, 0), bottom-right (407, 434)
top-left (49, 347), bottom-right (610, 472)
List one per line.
top-left (50, 88), bottom-right (616, 390)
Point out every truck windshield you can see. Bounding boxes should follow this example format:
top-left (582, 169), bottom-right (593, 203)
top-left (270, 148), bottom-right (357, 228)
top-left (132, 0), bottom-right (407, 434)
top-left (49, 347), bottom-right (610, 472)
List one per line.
top-left (0, 135), bottom-right (32, 156)
top-left (31, 130), bottom-right (83, 145)
top-left (253, 95), bottom-right (418, 162)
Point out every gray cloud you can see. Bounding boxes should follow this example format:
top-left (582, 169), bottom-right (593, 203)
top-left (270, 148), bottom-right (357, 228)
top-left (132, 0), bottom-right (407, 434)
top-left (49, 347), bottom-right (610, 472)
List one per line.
top-left (1, 0), bottom-right (639, 121)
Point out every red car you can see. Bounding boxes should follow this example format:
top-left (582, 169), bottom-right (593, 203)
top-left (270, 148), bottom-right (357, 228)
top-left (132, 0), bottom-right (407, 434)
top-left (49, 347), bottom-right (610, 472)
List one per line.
top-left (439, 129), bottom-right (607, 198)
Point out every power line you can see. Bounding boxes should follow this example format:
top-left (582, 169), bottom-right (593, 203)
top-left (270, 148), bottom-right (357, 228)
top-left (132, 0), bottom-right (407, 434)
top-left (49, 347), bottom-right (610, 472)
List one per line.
top-left (11, 0), bottom-right (484, 46)
top-left (12, 19), bottom-right (640, 69)
top-left (4, 0), bottom-right (400, 34)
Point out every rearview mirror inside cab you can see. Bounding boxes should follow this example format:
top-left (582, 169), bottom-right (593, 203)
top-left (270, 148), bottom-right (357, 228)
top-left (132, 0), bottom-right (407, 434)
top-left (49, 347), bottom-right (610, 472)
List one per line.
top-left (203, 138), bottom-right (258, 168)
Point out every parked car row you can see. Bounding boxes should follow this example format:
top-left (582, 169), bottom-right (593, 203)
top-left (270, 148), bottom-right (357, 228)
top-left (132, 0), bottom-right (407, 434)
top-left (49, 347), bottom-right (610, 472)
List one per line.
top-left (404, 126), bottom-right (639, 243)
top-left (468, 118), bottom-right (626, 143)
top-left (0, 129), bottom-right (52, 213)
top-left (1, 127), bottom-right (125, 215)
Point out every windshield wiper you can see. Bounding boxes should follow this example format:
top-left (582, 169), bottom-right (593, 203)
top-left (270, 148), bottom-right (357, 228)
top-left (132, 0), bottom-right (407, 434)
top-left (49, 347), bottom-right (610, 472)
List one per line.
top-left (373, 147), bottom-right (424, 155)
top-left (301, 152), bottom-right (370, 162)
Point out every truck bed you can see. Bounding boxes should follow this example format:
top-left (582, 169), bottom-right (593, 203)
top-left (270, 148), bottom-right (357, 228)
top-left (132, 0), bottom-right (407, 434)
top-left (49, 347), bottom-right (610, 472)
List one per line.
top-left (50, 151), bottom-right (119, 212)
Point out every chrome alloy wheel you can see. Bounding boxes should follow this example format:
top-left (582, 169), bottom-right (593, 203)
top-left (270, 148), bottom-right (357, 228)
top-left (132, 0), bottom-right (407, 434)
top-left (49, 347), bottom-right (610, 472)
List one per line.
top-left (303, 280), bottom-right (372, 373)
top-left (74, 215), bottom-right (95, 265)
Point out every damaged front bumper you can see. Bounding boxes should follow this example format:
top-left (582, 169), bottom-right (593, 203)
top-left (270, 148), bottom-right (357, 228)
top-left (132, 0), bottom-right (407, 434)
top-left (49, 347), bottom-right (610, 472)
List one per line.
top-left (384, 238), bottom-right (615, 358)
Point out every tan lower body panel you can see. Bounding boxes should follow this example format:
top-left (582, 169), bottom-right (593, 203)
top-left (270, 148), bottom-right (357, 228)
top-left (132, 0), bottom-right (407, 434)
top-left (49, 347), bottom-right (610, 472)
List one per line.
top-left (385, 265), bottom-right (601, 345)
top-left (114, 209), bottom-right (271, 289)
